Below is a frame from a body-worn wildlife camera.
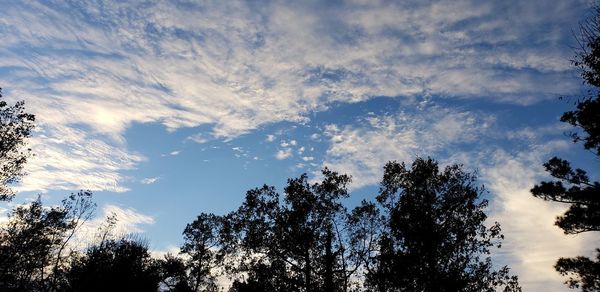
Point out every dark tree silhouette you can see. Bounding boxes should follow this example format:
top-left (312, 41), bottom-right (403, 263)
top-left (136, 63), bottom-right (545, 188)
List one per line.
top-left (159, 254), bottom-right (194, 292)
top-left (66, 238), bottom-right (161, 292)
top-left (180, 213), bottom-right (223, 292)
top-left (0, 88), bottom-right (35, 200)
top-left (0, 191), bottom-right (95, 291)
top-left (346, 200), bottom-right (382, 291)
top-left (530, 6), bottom-right (600, 291)
top-left (226, 168), bottom-right (362, 292)
top-left (228, 263), bottom-right (284, 292)
top-left (366, 158), bottom-right (520, 292)
top-left (555, 253), bottom-right (600, 291)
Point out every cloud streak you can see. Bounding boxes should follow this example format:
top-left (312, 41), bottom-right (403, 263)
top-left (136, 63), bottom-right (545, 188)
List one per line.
top-left (0, 0), bottom-right (587, 192)
top-left (322, 106), bottom-right (492, 189)
top-left (17, 125), bottom-right (143, 193)
top-left (73, 204), bottom-right (155, 248)
top-left (483, 145), bottom-right (599, 291)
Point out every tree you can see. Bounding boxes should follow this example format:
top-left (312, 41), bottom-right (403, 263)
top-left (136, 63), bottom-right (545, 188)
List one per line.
top-left (180, 213), bottom-right (223, 292)
top-left (530, 6), bottom-right (600, 291)
top-left (0, 191), bottom-right (95, 291)
top-left (226, 168), bottom-right (361, 292)
top-left (228, 262), bottom-right (285, 292)
top-left (555, 252), bottom-right (600, 291)
top-left (0, 198), bottom-right (67, 291)
top-left (0, 88), bottom-right (35, 200)
top-left (367, 158), bottom-right (520, 292)
top-left (66, 237), bottom-right (161, 292)
top-left (159, 254), bottom-right (194, 292)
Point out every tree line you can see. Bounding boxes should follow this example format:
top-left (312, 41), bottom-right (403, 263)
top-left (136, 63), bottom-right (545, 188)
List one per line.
top-left (0, 6), bottom-right (599, 292)
top-left (0, 143), bottom-right (521, 291)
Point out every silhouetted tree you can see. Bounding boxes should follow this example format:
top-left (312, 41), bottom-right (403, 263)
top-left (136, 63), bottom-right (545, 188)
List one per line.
top-left (159, 254), bottom-right (194, 292)
top-left (66, 237), bottom-right (161, 292)
top-left (367, 158), bottom-right (520, 292)
top-left (530, 6), bottom-right (600, 291)
top-left (228, 263), bottom-right (284, 292)
top-left (346, 200), bottom-right (382, 291)
top-left (555, 252), bottom-right (600, 291)
top-left (180, 213), bottom-right (223, 292)
top-left (0, 88), bottom-right (35, 200)
top-left (227, 168), bottom-right (361, 292)
top-left (0, 191), bottom-right (95, 291)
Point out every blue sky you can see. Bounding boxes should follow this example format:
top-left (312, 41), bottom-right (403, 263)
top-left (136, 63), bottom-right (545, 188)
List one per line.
top-left (1, 0), bottom-right (599, 290)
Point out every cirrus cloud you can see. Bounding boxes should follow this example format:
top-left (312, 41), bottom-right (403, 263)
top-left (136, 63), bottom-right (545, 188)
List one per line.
top-left (0, 0), bottom-right (589, 196)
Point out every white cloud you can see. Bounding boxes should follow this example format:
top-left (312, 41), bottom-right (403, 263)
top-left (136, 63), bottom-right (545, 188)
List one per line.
top-left (266, 134), bottom-right (276, 142)
top-left (141, 177), bottom-right (159, 185)
top-left (482, 146), bottom-right (599, 291)
top-left (275, 148), bottom-right (293, 160)
top-left (95, 204), bottom-right (154, 236)
top-left (302, 156), bottom-right (314, 161)
top-left (17, 125), bottom-right (144, 193)
top-left (169, 150), bottom-right (180, 156)
top-left (67, 204), bottom-right (155, 249)
top-left (321, 106), bottom-right (490, 189)
top-left (0, 0), bottom-right (587, 192)
top-left (187, 133), bottom-right (208, 144)
top-left (150, 245), bottom-right (180, 259)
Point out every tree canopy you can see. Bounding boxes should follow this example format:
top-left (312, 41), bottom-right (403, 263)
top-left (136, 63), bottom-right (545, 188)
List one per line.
top-left (366, 158), bottom-right (520, 292)
top-left (225, 168), bottom-right (358, 292)
top-left (530, 6), bottom-right (600, 291)
top-left (66, 238), bottom-right (162, 292)
top-left (0, 88), bottom-right (35, 200)
top-left (0, 191), bottom-right (95, 291)
top-left (203, 159), bottom-right (519, 292)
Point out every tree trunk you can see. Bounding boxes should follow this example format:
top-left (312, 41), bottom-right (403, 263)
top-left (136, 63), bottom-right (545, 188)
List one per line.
top-left (304, 245), bottom-right (311, 292)
top-left (324, 228), bottom-right (334, 292)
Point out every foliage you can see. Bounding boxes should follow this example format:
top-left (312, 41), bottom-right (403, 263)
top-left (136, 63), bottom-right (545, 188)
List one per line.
top-left (226, 168), bottom-right (362, 292)
top-left (530, 5), bottom-right (600, 291)
top-left (0, 191), bottom-right (95, 291)
top-left (531, 157), bottom-right (599, 234)
top-left (228, 262), bottom-right (286, 292)
top-left (66, 237), bottom-right (161, 292)
top-left (180, 213), bottom-right (223, 292)
top-left (366, 158), bottom-right (520, 292)
top-left (0, 88), bottom-right (35, 200)
top-left (159, 254), bottom-right (194, 292)
top-left (555, 249), bottom-right (600, 291)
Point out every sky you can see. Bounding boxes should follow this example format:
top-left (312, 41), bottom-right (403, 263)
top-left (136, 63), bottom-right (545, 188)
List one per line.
top-left (1, 0), bottom-right (599, 290)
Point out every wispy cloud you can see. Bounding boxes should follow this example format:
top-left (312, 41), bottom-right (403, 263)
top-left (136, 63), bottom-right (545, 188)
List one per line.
top-left (321, 106), bottom-right (492, 189)
top-left (0, 0), bottom-right (587, 192)
top-left (17, 125), bottom-right (143, 193)
top-left (141, 177), bottom-right (159, 185)
top-left (186, 133), bottom-right (208, 144)
top-left (74, 204), bottom-right (155, 248)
